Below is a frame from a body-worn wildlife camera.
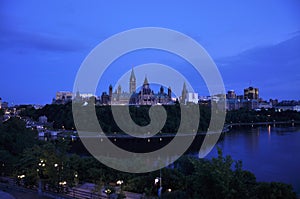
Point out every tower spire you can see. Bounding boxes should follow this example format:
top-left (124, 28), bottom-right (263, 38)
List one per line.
top-left (130, 66), bottom-right (136, 80)
top-left (129, 66), bottom-right (136, 93)
top-left (181, 82), bottom-right (187, 104)
top-left (143, 75), bottom-right (149, 85)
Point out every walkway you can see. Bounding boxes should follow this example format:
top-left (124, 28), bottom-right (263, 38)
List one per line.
top-left (0, 190), bottom-right (15, 199)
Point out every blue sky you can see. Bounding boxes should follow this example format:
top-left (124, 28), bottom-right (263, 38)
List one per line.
top-left (1, 0), bottom-right (300, 104)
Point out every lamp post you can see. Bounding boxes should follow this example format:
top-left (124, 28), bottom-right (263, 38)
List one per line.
top-left (37, 159), bottom-right (46, 195)
top-left (1, 162), bottom-right (4, 176)
top-left (154, 169), bottom-right (162, 198)
top-left (59, 181), bottom-right (67, 193)
top-left (54, 163), bottom-right (60, 192)
top-left (104, 188), bottom-right (112, 198)
top-left (17, 174), bottom-right (25, 186)
top-left (116, 180), bottom-right (124, 195)
top-left (74, 171), bottom-right (79, 187)
top-left (54, 162), bottom-right (66, 193)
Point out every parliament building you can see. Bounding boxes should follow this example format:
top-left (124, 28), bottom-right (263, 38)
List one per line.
top-left (101, 68), bottom-right (174, 105)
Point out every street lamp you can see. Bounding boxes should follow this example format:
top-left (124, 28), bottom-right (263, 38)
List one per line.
top-left (116, 180), bottom-right (124, 195)
top-left (154, 178), bottom-right (160, 185)
top-left (59, 181), bottom-right (67, 186)
top-left (154, 170), bottom-right (162, 198)
top-left (17, 174), bottom-right (25, 186)
top-left (59, 181), bottom-right (67, 193)
top-left (104, 188), bottom-right (112, 198)
top-left (37, 159), bottom-right (46, 195)
top-left (74, 171), bottom-right (79, 186)
top-left (116, 180), bottom-right (123, 185)
top-left (17, 174), bottom-right (25, 179)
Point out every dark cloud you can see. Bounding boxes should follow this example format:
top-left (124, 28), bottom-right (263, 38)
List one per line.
top-left (0, 25), bottom-right (87, 53)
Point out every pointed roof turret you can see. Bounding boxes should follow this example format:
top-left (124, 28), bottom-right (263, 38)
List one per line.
top-left (183, 82), bottom-right (187, 92)
top-left (181, 82), bottom-right (187, 104)
top-left (130, 67), bottom-right (136, 80)
top-left (143, 76), bottom-right (149, 85)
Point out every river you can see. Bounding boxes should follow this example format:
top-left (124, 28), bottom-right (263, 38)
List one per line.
top-left (71, 124), bottom-right (300, 194)
top-left (205, 125), bottom-right (300, 194)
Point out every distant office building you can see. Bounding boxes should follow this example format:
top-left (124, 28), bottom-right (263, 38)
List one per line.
top-left (258, 101), bottom-right (272, 109)
top-left (276, 105), bottom-right (300, 112)
top-left (269, 99), bottom-right (279, 106)
top-left (244, 87), bottom-right (259, 100)
top-left (226, 90), bottom-right (236, 99)
top-left (54, 91), bottom-right (73, 104)
top-left (225, 88), bottom-right (261, 110)
top-left (237, 95), bottom-right (244, 100)
top-left (56, 91), bottom-right (72, 100)
top-left (226, 90), bottom-right (239, 111)
top-left (0, 97), bottom-right (2, 109)
top-left (80, 93), bottom-right (95, 100)
top-left (243, 99), bottom-right (259, 110)
top-left (226, 99), bottom-right (240, 111)
top-left (275, 100), bottom-right (300, 112)
top-left (187, 92), bottom-right (199, 104)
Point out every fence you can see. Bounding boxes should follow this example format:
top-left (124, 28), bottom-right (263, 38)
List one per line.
top-left (0, 177), bottom-right (107, 199)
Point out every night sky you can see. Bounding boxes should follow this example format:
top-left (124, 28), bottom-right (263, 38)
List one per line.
top-left (1, 0), bottom-right (300, 105)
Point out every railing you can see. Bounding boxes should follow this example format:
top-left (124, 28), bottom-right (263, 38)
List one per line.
top-left (0, 177), bottom-right (107, 199)
top-left (225, 120), bottom-right (299, 128)
top-left (66, 189), bottom-right (107, 199)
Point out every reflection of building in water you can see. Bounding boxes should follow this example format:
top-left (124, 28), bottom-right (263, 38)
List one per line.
top-left (248, 127), bottom-right (260, 152)
top-left (102, 68), bottom-right (174, 105)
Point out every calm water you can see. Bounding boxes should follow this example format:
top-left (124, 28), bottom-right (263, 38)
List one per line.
top-left (72, 125), bottom-right (300, 193)
top-left (206, 125), bottom-right (300, 194)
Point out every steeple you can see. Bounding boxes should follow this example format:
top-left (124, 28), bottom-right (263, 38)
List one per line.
top-left (160, 86), bottom-right (164, 94)
top-left (168, 86), bottom-right (172, 99)
top-left (130, 67), bottom-right (136, 81)
top-left (181, 82), bottom-right (187, 104)
top-left (117, 85), bottom-right (122, 94)
top-left (129, 67), bottom-right (136, 93)
top-left (143, 76), bottom-right (149, 85)
top-left (109, 84), bottom-right (113, 97)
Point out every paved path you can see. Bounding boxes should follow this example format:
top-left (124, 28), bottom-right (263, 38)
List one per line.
top-left (0, 189), bottom-right (51, 199)
top-left (0, 190), bottom-right (15, 199)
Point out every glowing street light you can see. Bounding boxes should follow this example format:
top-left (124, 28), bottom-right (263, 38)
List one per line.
top-left (37, 159), bottom-right (46, 195)
top-left (154, 177), bottom-right (160, 185)
top-left (59, 181), bottom-right (67, 186)
top-left (17, 174), bottom-right (25, 179)
top-left (116, 180), bottom-right (123, 185)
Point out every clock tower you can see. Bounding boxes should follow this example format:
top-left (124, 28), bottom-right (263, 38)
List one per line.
top-left (129, 67), bottom-right (136, 93)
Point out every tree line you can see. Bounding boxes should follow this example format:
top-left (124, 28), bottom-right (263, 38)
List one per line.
top-left (20, 103), bottom-right (300, 133)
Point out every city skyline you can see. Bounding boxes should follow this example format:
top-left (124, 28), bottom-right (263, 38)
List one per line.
top-left (1, 1), bottom-right (300, 104)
